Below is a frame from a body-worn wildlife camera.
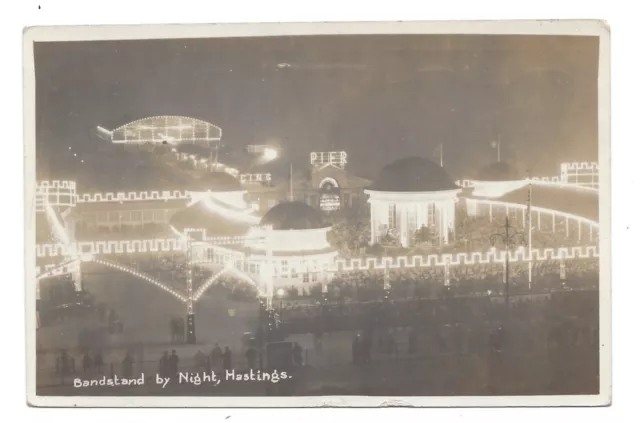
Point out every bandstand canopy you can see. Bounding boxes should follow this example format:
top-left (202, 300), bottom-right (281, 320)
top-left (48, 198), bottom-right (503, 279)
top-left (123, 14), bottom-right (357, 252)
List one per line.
top-left (369, 157), bottom-right (458, 192)
top-left (260, 201), bottom-right (329, 230)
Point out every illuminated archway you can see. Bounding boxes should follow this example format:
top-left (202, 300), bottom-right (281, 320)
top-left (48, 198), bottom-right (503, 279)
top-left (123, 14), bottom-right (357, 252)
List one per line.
top-left (90, 257), bottom-right (187, 303)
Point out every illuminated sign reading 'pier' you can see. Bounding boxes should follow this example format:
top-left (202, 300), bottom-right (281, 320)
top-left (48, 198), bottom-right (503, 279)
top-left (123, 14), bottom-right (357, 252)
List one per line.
top-left (310, 152), bottom-right (347, 169)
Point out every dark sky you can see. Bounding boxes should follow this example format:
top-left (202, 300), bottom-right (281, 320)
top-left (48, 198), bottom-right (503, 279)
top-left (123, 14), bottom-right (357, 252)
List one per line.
top-left (34, 34), bottom-right (599, 181)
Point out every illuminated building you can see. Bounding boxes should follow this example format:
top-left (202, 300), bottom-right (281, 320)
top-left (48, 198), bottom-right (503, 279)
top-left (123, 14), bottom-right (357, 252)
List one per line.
top-left (366, 157), bottom-right (461, 248)
top-left (242, 151), bottom-right (371, 214)
top-left (243, 201), bottom-right (338, 294)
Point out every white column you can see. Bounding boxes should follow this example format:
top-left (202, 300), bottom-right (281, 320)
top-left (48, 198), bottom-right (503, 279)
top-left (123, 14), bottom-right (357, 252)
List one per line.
top-left (489, 203), bottom-right (493, 223)
top-left (578, 222), bottom-right (582, 241)
top-left (400, 204), bottom-right (408, 247)
top-left (442, 204), bottom-right (449, 244)
top-left (72, 260), bottom-right (82, 292)
top-left (369, 201), bottom-right (376, 245)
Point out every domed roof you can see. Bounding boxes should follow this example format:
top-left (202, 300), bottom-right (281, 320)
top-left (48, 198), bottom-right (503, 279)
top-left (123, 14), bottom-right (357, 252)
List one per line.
top-left (369, 157), bottom-right (457, 192)
top-left (260, 201), bottom-right (329, 230)
top-left (477, 162), bottom-right (521, 181)
top-left (192, 171), bottom-right (242, 192)
top-left (169, 201), bottom-right (250, 236)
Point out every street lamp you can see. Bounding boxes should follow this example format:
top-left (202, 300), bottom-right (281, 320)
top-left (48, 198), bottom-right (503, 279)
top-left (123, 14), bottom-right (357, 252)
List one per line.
top-left (490, 216), bottom-right (527, 314)
top-left (263, 147), bottom-right (278, 162)
top-left (277, 288), bottom-right (285, 312)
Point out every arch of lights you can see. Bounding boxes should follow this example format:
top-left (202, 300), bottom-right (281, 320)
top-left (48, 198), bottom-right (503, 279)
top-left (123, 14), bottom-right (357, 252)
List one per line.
top-left (98, 116), bottom-right (222, 145)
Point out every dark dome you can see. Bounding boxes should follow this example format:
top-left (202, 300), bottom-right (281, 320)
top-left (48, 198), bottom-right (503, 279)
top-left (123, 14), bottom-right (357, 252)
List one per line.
top-left (192, 171), bottom-right (242, 192)
top-left (260, 201), bottom-right (329, 230)
top-left (170, 201), bottom-right (250, 236)
top-left (477, 162), bottom-right (521, 181)
top-left (369, 157), bottom-right (457, 192)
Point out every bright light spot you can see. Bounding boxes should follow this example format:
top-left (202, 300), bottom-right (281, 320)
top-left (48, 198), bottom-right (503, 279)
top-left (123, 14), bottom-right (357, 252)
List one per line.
top-left (73, 153), bottom-right (77, 157)
top-left (277, 288), bottom-right (285, 297)
top-left (263, 147), bottom-right (278, 161)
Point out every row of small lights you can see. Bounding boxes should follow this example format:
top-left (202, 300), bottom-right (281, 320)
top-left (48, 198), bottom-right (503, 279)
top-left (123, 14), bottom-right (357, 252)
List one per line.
top-left (192, 267), bottom-right (231, 302)
top-left (36, 240), bottom-right (599, 268)
top-left (93, 258), bottom-right (187, 302)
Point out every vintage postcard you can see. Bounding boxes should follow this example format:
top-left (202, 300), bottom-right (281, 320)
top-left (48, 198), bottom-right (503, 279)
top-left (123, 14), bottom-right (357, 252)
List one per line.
top-left (24, 20), bottom-right (611, 407)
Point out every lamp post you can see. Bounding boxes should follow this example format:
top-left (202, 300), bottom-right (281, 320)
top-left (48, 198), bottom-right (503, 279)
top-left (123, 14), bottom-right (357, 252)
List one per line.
top-left (490, 216), bottom-right (527, 314)
top-left (184, 233), bottom-right (196, 344)
top-left (491, 135), bottom-right (502, 162)
top-left (277, 288), bottom-right (285, 313)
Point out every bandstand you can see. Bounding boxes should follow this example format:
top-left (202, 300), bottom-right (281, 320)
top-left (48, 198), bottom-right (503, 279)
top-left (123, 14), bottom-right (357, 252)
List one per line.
top-left (243, 201), bottom-right (338, 295)
top-left (365, 157), bottom-right (462, 248)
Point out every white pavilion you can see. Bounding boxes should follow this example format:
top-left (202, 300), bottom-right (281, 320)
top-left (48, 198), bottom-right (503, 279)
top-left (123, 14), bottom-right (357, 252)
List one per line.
top-left (365, 157), bottom-right (462, 248)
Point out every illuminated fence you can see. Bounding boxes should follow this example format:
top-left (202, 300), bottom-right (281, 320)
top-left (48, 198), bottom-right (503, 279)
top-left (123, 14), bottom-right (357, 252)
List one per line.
top-left (35, 180), bottom-right (77, 212)
top-left (560, 162), bottom-right (599, 188)
top-left (35, 238), bottom-right (184, 258)
top-left (76, 190), bottom-right (190, 203)
top-left (466, 198), bottom-right (599, 244)
top-left (329, 245), bottom-right (598, 272)
top-left (36, 237), bottom-right (598, 268)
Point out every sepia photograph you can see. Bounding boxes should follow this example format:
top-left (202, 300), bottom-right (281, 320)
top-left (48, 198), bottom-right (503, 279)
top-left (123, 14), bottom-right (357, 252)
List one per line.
top-left (24, 21), bottom-right (611, 407)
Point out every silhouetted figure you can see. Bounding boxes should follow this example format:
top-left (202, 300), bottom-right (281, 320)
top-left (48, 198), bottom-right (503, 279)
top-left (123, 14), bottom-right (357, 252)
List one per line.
top-left (159, 351), bottom-right (170, 378)
top-left (122, 351), bottom-right (133, 378)
top-left (94, 351), bottom-right (104, 373)
top-left (169, 350), bottom-right (179, 377)
top-left (246, 347), bottom-right (257, 369)
top-left (82, 351), bottom-right (92, 373)
top-left (211, 343), bottom-right (222, 369)
top-left (223, 347), bottom-right (232, 370)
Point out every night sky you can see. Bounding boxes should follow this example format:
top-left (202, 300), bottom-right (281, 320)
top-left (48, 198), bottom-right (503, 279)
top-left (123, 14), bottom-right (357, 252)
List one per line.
top-left (33, 34), bottom-right (599, 182)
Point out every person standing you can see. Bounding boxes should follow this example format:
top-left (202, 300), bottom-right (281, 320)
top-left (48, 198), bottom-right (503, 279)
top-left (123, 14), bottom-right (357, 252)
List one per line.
top-left (159, 351), bottom-right (170, 378)
top-left (211, 343), bottom-right (222, 369)
top-left (169, 350), bottom-right (179, 378)
top-left (82, 351), bottom-right (92, 373)
top-left (93, 350), bottom-right (104, 373)
top-left (223, 347), bottom-right (232, 370)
